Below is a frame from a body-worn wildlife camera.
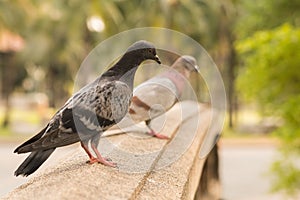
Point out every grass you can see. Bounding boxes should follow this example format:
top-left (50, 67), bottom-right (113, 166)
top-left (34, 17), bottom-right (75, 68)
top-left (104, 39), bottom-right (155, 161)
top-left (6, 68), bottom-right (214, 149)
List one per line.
top-left (0, 109), bottom-right (41, 133)
top-left (221, 126), bottom-right (279, 146)
top-left (11, 109), bottom-right (41, 124)
top-left (0, 107), bottom-right (54, 126)
top-left (0, 126), bottom-right (12, 136)
top-left (0, 126), bottom-right (31, 143)
top-left (0, 105), bottom-right (279, 143)
top-left (0, 107), bottom-right (54, 140)
top-left (221, 107), bottom-right (279, 141)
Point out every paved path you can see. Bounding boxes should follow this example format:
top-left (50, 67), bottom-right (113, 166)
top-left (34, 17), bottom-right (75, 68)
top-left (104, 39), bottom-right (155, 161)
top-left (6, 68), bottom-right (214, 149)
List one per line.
top-left (0, 143), bottom-right (78, 197)
top-left (219, 140), bottom-right (293, 200)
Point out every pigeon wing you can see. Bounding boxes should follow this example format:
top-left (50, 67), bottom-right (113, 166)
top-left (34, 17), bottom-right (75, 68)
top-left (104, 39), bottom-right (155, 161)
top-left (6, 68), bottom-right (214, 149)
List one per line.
top-left (18, 80), bottom-right (132, 152)
top-left (129, 77), bottom-right (178, 122)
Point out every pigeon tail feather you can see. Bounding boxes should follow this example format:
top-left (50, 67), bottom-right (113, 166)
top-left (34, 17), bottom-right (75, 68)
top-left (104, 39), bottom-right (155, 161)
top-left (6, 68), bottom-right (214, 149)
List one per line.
top-left (14, 126), bottom-right (48, 153)
top-left (14, 148), bottom-right (55, 177)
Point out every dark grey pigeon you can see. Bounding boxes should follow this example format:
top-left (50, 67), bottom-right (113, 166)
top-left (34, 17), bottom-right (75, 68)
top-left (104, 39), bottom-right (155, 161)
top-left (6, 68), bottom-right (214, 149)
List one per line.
top-left (14, 40), bottom-right (161, 176)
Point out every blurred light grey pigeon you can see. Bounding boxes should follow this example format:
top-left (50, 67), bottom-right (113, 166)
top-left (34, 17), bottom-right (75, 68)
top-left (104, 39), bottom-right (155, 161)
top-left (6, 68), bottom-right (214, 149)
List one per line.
top-left (14, 40), bottom-right (161, 176)
top-left (120, 55), bottom-right (199, 139)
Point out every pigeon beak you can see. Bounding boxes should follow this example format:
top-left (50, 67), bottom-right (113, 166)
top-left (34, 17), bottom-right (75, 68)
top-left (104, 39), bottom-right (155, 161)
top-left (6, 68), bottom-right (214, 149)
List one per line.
top-left (194, 65), bottom-right (200, 73)
top-left (154, 55), bottom-right (161, 64)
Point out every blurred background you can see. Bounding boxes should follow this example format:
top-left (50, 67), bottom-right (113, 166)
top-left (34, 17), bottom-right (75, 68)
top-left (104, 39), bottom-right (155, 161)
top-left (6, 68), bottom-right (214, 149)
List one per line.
top-left (0, 0), bottom-right (299, 199)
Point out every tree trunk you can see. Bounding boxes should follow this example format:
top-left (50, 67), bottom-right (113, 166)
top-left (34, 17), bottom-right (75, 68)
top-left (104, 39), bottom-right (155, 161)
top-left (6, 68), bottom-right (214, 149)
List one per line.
top-left (218, 3), bottom-right (237, 128)
top-left (2, 91), bottom-right (11, 127)
top-left (1, 52), bottom-right (15, 127)
top-left (227, 37), bottom-right (236, 128)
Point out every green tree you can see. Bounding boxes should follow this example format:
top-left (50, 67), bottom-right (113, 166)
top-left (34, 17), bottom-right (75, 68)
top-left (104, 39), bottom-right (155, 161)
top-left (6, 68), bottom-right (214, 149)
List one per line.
top-left (0, 0), bottom-right (31, 126)
top-left (1, 0), bottom-right (237, 124)
top-left (236, 24), bottom-right (300, 195)
top-left (100, 0), bottom-right (238, 125)
top-left (235, 0), bottom-right (300, 39)
top-left (20, 0), bottom-right (89, 107)
top-left (235, 0), bottom-right (300, 195)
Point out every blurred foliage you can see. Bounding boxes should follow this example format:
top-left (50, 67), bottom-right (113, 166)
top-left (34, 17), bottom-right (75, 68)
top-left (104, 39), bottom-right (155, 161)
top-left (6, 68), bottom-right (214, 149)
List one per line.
top-left (270, 156), bottom-right (300, 196)
top-left (234, 0), bottom-right (300, 39)
top-left (236, 24), bottom-right (300, 114)
top-left (0, 0), bottom-right (29, 31)
top-left (236, 24), bottom-right (300, 195)
top-left (1, 0), bottom-right (235, 106)
top-left (235, 0), bottom-right (300, 195)
top-left (1, 0), bottom-right (299, 195)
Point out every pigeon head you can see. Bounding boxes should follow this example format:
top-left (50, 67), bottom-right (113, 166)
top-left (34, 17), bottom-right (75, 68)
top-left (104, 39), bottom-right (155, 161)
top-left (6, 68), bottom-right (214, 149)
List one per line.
top-left (180, 55), bottom-right (200, 73)
top-left (171, 55), bottom-right (200, 79)
top-left (126, 40), bottom-right (161, 64)
top-left (102, 40), bottom-right (161, 89)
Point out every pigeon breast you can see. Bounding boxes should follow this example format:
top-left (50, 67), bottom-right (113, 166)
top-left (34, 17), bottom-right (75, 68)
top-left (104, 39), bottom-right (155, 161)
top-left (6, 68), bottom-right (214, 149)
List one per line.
top-left (129, 77), bottom-right (178, 122)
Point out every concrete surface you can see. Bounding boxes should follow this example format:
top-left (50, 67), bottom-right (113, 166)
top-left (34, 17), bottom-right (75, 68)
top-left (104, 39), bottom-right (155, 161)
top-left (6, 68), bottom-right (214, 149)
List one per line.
top-left (2, 133), bottom-right (297, 199)
top-left (2, 101), bottom-right (212, 200)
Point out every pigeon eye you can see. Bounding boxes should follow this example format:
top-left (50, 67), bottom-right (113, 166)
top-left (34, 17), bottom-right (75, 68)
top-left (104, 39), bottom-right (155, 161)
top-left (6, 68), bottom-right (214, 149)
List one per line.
top-left (148, 49), bottom-right (153, 54)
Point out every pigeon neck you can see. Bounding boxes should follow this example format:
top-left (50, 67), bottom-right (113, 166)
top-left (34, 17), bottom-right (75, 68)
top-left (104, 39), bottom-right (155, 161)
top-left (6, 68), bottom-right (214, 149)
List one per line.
top-left (115, 52), bottom-right (144, 72)
top-left (161, 70), bottom-right (187, 97)
top-left (102, 53), bottom-right (143, 89)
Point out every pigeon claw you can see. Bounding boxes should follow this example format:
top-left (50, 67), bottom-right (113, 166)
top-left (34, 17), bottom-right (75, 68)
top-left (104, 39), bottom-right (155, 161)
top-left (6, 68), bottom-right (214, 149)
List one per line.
top-left (148, 130), bottom-right (170, 140)
top-left (87, 157), bottom-right (117, 167)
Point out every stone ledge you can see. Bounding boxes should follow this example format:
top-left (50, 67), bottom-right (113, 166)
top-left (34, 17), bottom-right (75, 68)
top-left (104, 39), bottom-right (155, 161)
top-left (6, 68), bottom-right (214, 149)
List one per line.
top-left (3, 101), bottom-right (218, 200)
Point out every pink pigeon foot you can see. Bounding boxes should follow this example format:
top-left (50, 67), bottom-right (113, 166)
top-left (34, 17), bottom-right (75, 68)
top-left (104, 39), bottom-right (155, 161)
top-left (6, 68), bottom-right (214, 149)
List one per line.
top-left (81, 142), bottom-right (117, 167)
top-left (87, 157), bottom-right (116, 167)
top-left (148, 130), bottom-right (170, 140)
top-left (90, 143), bottom-right (117, 167)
